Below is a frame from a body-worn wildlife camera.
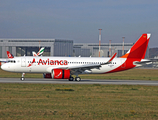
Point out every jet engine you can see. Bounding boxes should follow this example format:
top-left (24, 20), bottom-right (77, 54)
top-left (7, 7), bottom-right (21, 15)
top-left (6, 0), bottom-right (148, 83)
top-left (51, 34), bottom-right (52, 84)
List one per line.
top-left (43, 69), bottom-right (70, 79)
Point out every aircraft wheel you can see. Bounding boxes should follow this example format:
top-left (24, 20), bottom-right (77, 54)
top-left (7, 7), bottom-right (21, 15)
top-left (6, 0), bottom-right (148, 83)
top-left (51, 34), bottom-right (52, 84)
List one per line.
top-left (75, 77), bottom-right (81, 82)
top-left (21, 77), bottom-right (25, 81)
top-left (69, 77), bottom-right (74, 81)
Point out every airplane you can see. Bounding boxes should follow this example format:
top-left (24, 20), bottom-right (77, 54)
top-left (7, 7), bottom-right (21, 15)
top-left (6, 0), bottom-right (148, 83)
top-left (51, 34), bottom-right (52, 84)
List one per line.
top-left (32, 47), bottom-right (45, 56)
top-left (6, 47), bottom-right (45, 59)
top-left (7, 51), bottom-right (14, 59)
top-left (0, 51), bottom-right (14, 65)
top-left (1, 33), bottom-right (151, 81)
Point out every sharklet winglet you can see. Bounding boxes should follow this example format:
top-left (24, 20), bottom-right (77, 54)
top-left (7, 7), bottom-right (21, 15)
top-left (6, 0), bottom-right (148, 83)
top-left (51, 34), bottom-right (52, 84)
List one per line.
top-left (147, 33), bottom-right (151, 39)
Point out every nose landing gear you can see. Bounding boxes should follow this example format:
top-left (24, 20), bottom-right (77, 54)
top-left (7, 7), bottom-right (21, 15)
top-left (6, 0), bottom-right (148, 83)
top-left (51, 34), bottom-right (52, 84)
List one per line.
top-left (20, 73), bottom-right (25, 81)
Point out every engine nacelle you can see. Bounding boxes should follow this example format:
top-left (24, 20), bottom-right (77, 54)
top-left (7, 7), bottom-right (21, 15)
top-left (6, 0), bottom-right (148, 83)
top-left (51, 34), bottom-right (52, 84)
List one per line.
top-left (52, 69), bottom-right (70, 79)
top-left (43, 69), bottom-right (70, 79)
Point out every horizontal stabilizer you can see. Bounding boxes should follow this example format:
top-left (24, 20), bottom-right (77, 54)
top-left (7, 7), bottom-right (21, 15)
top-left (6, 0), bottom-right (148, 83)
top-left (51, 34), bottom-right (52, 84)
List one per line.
top-left (133, 59), bottom-right (152, 65)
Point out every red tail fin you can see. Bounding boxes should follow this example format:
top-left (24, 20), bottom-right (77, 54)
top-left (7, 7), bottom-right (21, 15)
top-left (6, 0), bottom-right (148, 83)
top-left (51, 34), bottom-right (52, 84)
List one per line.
top-left (121, 33), bottom-right (151, 59)
top-left (7, 51), bottom-right (14, 59)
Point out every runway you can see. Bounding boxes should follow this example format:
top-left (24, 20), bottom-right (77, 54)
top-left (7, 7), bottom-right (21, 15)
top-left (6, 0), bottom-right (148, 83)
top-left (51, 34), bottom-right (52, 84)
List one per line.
top-left (0, 78), bottom-right (158, 86)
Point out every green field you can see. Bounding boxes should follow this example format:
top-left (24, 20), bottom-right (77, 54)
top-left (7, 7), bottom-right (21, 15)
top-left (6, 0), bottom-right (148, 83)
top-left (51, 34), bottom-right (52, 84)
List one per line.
top-left (0, 68), bottom-right (158, 119)
top-left (0, 83), bottom-right (158, 120)
top-left (0, 68), bottom-right (158, 80)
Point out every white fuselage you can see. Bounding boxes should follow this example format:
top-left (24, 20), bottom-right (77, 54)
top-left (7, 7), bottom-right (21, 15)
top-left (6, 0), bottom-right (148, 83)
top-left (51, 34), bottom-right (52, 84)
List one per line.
top-left (1, 56), bottom-right (127, 74)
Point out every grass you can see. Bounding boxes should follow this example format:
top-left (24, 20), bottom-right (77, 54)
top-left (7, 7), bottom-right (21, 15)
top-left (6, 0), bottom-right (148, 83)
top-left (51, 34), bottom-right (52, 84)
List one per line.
top-left (0, 83), bottom-right (158, 119)
top-left (0, 68), bottom-right (158, 80)
top-left (79, 68), bottom-right (158, 80)
top-left (0, 68), bottom-right (158, 119)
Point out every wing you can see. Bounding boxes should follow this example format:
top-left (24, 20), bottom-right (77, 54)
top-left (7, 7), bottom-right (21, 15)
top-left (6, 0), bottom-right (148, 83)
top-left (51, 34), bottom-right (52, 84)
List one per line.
top-left (55, 53), bottom-right (117, 75)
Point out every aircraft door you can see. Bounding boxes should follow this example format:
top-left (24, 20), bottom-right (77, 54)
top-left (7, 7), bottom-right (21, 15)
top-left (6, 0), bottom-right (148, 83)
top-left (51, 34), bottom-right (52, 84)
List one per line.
top-left (21, 58), bottom-right (26, 67)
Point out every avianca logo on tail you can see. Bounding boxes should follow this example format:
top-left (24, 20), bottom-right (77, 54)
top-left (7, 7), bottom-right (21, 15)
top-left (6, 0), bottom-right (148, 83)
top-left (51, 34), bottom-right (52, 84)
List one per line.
top-left (38, 59), bottom-right (68, 65)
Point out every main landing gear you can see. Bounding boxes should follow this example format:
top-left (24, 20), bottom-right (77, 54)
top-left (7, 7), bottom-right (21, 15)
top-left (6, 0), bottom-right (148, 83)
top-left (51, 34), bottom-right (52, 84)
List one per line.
top-left (20, 73), bottom-right (25, 81)
top-left (75, 77), bottom-right (81, 82)
top-left (69, 76), bottom-right (81, 82)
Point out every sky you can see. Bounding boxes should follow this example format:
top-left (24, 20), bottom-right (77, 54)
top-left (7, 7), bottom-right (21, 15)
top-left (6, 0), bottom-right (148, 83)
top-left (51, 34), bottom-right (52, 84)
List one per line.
top-left (0, 0), bottom-right (158, 48)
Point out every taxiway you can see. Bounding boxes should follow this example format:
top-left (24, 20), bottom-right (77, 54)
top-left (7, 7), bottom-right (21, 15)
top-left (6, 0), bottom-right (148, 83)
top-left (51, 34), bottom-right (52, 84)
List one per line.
top-left (0, 78), bottom-right (158, 86)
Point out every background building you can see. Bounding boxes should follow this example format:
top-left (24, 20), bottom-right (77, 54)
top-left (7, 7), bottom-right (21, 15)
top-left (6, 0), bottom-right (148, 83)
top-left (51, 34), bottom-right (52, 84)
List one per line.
top-left (73, 43), bottom-right (135, 57)
top-left (73, 46), bottom-right (90, 57)
top-left (0, 39), bottom-right (73, 58)
top-left (0, 38), bottom-right (149, 58)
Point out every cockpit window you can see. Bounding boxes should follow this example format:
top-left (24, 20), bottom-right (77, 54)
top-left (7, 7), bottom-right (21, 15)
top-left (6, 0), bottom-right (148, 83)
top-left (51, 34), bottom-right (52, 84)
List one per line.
top-left (8, 60), bottom-right (16, 63)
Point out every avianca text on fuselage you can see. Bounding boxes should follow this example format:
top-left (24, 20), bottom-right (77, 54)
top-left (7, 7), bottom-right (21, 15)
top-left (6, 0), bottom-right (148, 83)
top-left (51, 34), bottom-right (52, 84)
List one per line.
top-left (38, 59), bottom-right (68, 65)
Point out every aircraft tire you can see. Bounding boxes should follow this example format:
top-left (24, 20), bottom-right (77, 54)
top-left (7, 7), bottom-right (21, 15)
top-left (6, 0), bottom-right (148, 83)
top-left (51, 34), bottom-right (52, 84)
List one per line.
top-left (21, 77), bottom-right (25, 81)
top-left (69, 77), bottom-right (74, 81)
top-left (75, 77), bottom-right (81, 82)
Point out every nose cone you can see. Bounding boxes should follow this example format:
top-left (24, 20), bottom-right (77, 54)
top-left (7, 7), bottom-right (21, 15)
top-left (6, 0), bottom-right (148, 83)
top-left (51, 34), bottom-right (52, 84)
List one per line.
top-left (1, 64), bottom-right (9, 71)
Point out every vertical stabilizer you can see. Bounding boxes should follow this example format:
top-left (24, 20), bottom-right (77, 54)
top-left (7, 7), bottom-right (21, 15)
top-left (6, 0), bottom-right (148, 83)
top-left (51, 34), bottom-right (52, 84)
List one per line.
top-left (6, 51), bottom-right (14, 59)
top-left (121, 33), bottom-right (151, 60)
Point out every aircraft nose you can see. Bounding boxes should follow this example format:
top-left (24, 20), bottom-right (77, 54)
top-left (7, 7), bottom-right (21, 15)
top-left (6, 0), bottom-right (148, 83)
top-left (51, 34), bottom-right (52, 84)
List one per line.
top-left (1, 64), bottom-right (9, 71)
